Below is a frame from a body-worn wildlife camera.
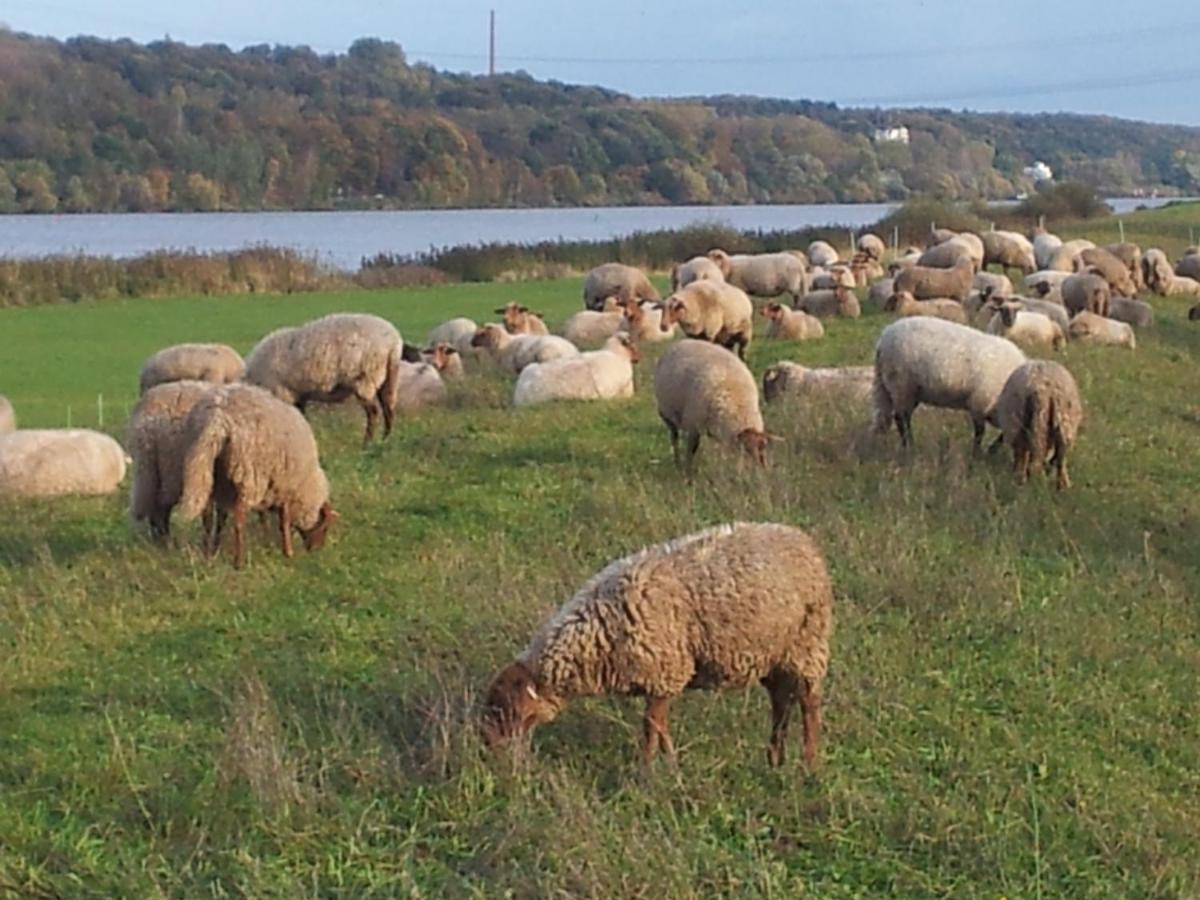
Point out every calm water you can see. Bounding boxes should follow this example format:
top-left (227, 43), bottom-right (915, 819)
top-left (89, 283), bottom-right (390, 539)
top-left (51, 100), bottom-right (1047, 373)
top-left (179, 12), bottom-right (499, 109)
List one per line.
top-left (0, 198), bottom-right (1184, 270)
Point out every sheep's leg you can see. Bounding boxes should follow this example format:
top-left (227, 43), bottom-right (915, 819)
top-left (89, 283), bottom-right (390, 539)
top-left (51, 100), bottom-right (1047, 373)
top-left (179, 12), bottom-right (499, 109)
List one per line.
top-left (798, 677), bottom-right (822, 769)
top-left (150, 505), bottom-right (171, 542)
top-left (207, 507), bottom-right (228, 556)
top-left (378, 389), bottom-right (395, 438)
top-left (894, 412), bottom-right (913, 448)
top-left (642, 696), bottom-right (676, 767)
top-left (232, 500), bottom-right (248, 569)
top-left (971, 416), bottom-right (987, 452)
top-left (1012, 445), bottom-right (1030, 484)
top-left (1055, 455), bottom-right (1071, 491)
top-left (278, 507), bottom-right (294, 559)
top-left (359, 397), bottom-right (380, 444)
top-left (661, 416), bottom-right (681, 468)
top-left (763, 672), bottom-right (797, 768)
top-left (684, 432), bottom-right (702, 476)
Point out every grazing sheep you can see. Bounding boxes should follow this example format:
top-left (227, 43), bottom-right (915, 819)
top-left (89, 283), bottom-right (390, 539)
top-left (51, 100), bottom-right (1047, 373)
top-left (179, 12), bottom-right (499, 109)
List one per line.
top-left (795, 285), bottom-right (861, 319)
top-left (583, 263), bottom-right (660, 311)
top-left (1177, 254), bottom-right (1200, 281)
top-left (0, 429), bottom-right (129, 498)
top-left (1046, 239), bottom-right (1094, 272)
top-left (973, 271), bottom-right (1014, 299)
top-left (950, 233), bottom-right (985, 270)
top-left (884, 290), bottom-right (967, 325)
top-left (982, 230), bottom-right (1036, 273)
top-left (496, 303), bottom-right (549, 336)
top-left (561, 309), bottom-right (625, 347)
top-left (928, 228), bottom-right (957, 247)
top-left (658, 281), bottom-right (754, 359)
top-left (1107, 297), bottom-right (1154, 329)
top-left (867, 277), bottom-right (896, 309)
top-left (0, 395), bottom-right (13, 435)
top-left (985, 303), bottom-right (1066, 350)
top-left (426, 317), bottom-right (479, 355)
top-left (1142, 249), bottom-right (1200, 296)
top-left (177, 384), bottom-right (338, 568)
top-left (394, 361), bottom-right (449, 414)
top-left (892, 257), bottom-right (974, 302)
top-left (470, 324), bottom-right (580, 373)
top-left (671, 255), bottom-right (726, 290)
top-left (857, 233), bottom-right (885, 261)
top-left (809, 265), bottom-right (856, 290)
top-left (243, 313), bottom-right (403, 443)
top-left (422, 342), bottom-right (464, 380)
top-left (807, 240), bottom-right (839, 268)
top-left (1104, 242), bottom-right (1143, 290)
top-left (481, 522), bottom-right (833, 768)
top-left (761, 303), bottom-right (825, 340)
top-left (762, 362), bottom-right (874, 405)
top-left (1075, 248), bottom-right (1137, 298)
top-left (620, 300), bottom-right (677, 343)
top-left (994, 295), bottom-right (1071, 334)
top-left (917, 239), bottom-right (975, 270)
top-left (513, 334), bottom-right (639, 407)
top-left (1068, 312), bottom-right (1136, 350)
top-left (654, 340), bottom-right (772, 471)
top-left (707, 249), bottom-right (808, 303)
top-left (993, 360), bottom-right (1082, 490)
top-left (128, 380), bottom-right (215, 539)
top-left (1033, 232), bottom-right (1063, 271)
top-left (138, 343), bottom-right (245, 395)
top-left (872, 317), bottom-right (1026, 449)
top-left (1062, 273), bottom-right (1111, 318)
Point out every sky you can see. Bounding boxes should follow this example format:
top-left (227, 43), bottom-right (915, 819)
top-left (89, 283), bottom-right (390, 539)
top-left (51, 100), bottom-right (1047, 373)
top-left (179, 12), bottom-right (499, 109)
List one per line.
top-left (4, 0), bottom-right (1200, 126)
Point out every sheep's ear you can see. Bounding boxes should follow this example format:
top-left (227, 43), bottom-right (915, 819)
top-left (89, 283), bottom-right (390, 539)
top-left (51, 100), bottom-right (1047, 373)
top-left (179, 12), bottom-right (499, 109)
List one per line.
top-left (525, 682), bottom-right (539, 701)
top-left (493, 307), bottom-right (506, 314)
top-left (765, 432), bottom-right (785, 442)
top-left (445, 346), bottom-right (459, 355)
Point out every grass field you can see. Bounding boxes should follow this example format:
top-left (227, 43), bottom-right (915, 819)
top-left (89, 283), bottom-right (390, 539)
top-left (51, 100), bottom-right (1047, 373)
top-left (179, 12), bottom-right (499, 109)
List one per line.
top-left (2, 260), bottom-right (1200, 896)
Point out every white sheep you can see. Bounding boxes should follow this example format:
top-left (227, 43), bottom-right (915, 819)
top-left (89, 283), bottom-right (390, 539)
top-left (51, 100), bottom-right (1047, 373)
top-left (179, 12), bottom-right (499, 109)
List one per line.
top-left (1033, 232), bottom-right (1063, 271)
top-left (422, 342), bottom-right (465, 380)
top-left (707, 249), bottom-right (808, 304)
top-left (658, 281), bottom-right (754, 359)
top-left (583, 263), bottom-right (660, 311)
top-left (993, 360), bottom-right (1083, 490)
top-left (0, 429), bottom-right (129, 498)
top-left (513, 334), bottom-right (639, 407)
top-left (1067, 312), bottom-right (1136, 350)
top-left (496, 302), bottom-right (549, 336)
top-left (762, 362), bottom-right (874, 405)
top-left (760, 303), bottom-right (824, 340)
top-left (1046, 238), bottom-right (1095, 272)
top-left (470, 324), bottom-right (580, 373)
top-left (884, 290), bottom-right (967, 325)
top-left (857, 233), bottom-right (885, 261)
top-left (671, 255), bottom-right (726, 290)
top-left (560, 309), bottom-right (625, 347)
top-left (795, 285), bottom-right (861, 318)
top-left (1023, 270), bottom-right (1071, 303)
top-left (985, 303), bottom-right (1066, 350)
top-left (982, 230), bottom-right (1036, 273)
top-left (973, 271), bottom-right (1013, 299)
top-left (394, 362), bottom-right (449, 413)
top-left (425, 317), bottom-right (478, 355)
top-left (139, 343), bottom-right (245, 395)
top-left (806, 240), bottom-right (839, 268)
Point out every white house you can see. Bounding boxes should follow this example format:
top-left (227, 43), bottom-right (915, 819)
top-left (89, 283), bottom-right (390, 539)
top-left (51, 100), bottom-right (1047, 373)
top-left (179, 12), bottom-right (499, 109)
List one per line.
top-left (873, 126), bottom-right (910, 145)
top-left (1023, 161), bottom-right (1054, 183)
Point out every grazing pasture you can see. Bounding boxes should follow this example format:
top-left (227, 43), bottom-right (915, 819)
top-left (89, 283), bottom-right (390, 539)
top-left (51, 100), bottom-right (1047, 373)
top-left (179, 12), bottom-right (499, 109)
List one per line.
top-left (1, 274), bottom-right (1199, 896)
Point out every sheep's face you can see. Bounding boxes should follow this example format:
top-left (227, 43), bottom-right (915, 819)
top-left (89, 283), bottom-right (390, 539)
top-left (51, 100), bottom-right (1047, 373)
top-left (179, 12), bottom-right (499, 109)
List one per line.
top-left (300, 502), bottom-right (339, 551)
top-left (659, 298), bottom-right (687, 332)
top-left (761, 303), bottom-right (782, 321)
top-left (471, 325), bottom-right (503, 349)
top-left (480, 661), bottom-right (560, 747)
top-left (615, 334), bottom-right (641, 364)
top-left (736, 429), bottom-right (771, 466)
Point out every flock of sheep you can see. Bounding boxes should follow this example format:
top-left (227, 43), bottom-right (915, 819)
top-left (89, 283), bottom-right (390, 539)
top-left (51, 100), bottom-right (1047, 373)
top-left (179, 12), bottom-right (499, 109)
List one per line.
top-left (1, 227), bottom-right (1196, 767)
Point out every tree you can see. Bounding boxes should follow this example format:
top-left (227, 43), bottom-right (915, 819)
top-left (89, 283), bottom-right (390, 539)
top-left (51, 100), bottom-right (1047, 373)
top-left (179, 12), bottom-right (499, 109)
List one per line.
top-left (178, 172), bottom-right (221, 211)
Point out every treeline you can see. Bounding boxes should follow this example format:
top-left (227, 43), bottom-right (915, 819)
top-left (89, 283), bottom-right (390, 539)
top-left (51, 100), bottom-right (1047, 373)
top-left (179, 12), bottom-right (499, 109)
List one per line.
top-left (2, 31), bottom-right (1200, 214)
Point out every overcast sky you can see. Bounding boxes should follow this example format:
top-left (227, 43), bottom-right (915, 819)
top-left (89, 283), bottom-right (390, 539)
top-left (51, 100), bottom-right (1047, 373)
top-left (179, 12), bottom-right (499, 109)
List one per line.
top-left (6, 0), bottom-right (1200, 126)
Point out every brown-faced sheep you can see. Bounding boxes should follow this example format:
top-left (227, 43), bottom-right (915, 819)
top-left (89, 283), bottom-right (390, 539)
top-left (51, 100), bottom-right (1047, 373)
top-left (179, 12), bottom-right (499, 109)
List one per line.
top-left (620, 299), bottom-right (677, 343)
top-left (985, 303), bottom-right (1066, 351)
top-left (658, 281), bottom-right (754, 359)
top-left (707, 249), bottom-right (808, 304)
top-left (892, 256), bottom-right (974, 302)
top-left (495, 303), bottom-right (549, 336)
top-left (1067, 312), bottom-right (1135, 349)
top-left (470, 324), bottom-right (580, 373)
top-left (560, 309), bottom-right (625, 347)
top-left (139, 343), bottom-right (245, 394)
top-left (760, 303), bottom-right (824, 340)
top-left (1075, 248), bottom-right (1137, 298)
top-left (993, 360), bottom-right (1082, 490)
top-left (884, 290), bottom-right (967, 324)
top-left (583, 263), bottom-right (660, 311)
top-left (513, 334), bottom-right (639, 407)
top-left (795, 284), bottom-right (861, 319)
top-left (1104, 242), bottom-right (1143, 290)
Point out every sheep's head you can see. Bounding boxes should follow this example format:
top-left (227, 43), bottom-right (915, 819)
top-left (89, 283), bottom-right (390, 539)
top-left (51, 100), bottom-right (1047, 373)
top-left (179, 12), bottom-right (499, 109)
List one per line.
top-left (997, 303), bottom-right (1020, 329)
top-left (300, 501), bottom-right (339, 551)
top-left (480, 661), bottom-right (562, 748)
top-left (605, 333), bottom-right (641, 363)
top-left (884, 290), bottom-right (911, 312)
top-left (494, 302), bottom-right (529, 333)
top-left (706, 249), bottom-right (733, 279)
top-left (471, 324), bottom-right (504, 349)
top-left (760, 302), bottom-right (783, 320)
top-left (761, 365), bottom-right (798, 403)
top-left (735, 429), bottom-right (780, 466)
top-left (1033, 280), bottom-right (1052, 298)
top-left (659, 297), bottom-right (688, 332)
top-left (424, 342), bottom-right (459, 372)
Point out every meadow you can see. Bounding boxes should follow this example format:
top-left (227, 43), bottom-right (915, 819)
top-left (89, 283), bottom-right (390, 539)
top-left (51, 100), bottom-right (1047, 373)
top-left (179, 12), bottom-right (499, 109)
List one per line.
top-left (1, 261), bottom-right (1199, 896)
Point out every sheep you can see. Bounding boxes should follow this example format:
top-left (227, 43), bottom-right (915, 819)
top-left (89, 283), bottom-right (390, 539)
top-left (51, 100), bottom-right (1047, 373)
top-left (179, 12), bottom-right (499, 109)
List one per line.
top-left (857, 233), bottom-right (885, 261)
top-left (1142, 249), bottom-right (1200, 296)
top-left (985, 303), bottom-right (1066, 351)
top-left (1068, 312), bottom-right (1136, 350)
top-left (1104, 242), bottom-right (1143, 290)
top-left (948, 233), bottom-right (985, 270)
top-left (620, 300), bottom-right (677, 344)
top-left (242, 313), bottom-right (403, 443)
top-left (658, 281), bottom-right (754, 359)
top-left (0, 395), bottom-right (13, 435)
top-left (973, 271), bottom-right (1014, 299)
top-left (1033, 232), bottom-right (1063, 271)
top-left (872, 317), bottom-right (1026, 449)
top-left (481, 522), bottom-right (833, 768)
top-left (513, 334), bottom-right (639, 407)
top-left (994, 295), bottom-right (1071, 334)
top-left (809, 265), bottom-right (856, 290)
top-left (982, 230), bottom-right (1036, 273)
top-left (889, 247), bottom-right (924, 272)
top-left (128, 380), bottom-right (216, 539)
top-left (1046, 239), bottom-right (1095, 272)
top-left (561, 309), bottom-right (625, 347)
top-left (892, 256), bottom-right (974, 302)
top-left (654, 339), bottom-right (773, 471)
top-left (470, 324), bottom-right (580, 373)
top-left (1107, 297), bottom-right (1154, 329)
top-left (1075, 248), bottom-right (1137, 298)
top-left (849, 252), bottom-right (885, 287)
top-left (928, 228), bottom-right (957, 246)
top-left (583, 263), bottom-right (660, 311)
top-left (1062, 273), bottom-right (1111, 318)
top-left (138, 343), bottom-right (245, 394)
top-left (807, 240), bottom-right (839, 268)
top-left (1176, 254), bottom-right (1200, 281)
top-left (1023, 270), bottom-right (1071, 302)
top-left (426, 317), bottom-right (478, 355)
top-left (394, 361), bottom-right (448, 414)
top-left (496, 303), bottom-right (549, 336)
top-left (795, 284), bottom-right (861, 319)
top-left (422, 342), bottom-right (465, 380)
top-left (706, 249), bottom-right (808, 304)
top-left (867, 277), bottom-right (896, 309)
top-left (0, 429), bottom-right (129, 498)
top-left (917, 238), bottom-right (975, 270)
top-left (885, 290), bottom-right (968, 325)
top-left (762, 362), bottom-right (874, 405)
top-left (177, 384), bottom-right (338, 568)
top-left (760, 303), bottom-right (825, 340)
top-left (1167, 274), bottom-right (1200, 297)
top-left (993, 360), bottom-right (1083, 490)
top-left (671, 255), bottom-right (725, 290)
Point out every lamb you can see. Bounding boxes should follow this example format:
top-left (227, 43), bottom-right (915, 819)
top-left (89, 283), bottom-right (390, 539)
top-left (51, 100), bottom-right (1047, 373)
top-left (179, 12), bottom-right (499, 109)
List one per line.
top-left (884, 290), bottom-right (968, 325)
top-left (422, 342), bottom-right (464, 380)
top-left (513, 334), bottom-right (639, 407)
top-left (394, 361), bottom-right (449, 414)
top-left (892, 256), bottom-right (974, 302)
top-left (470, 324), bottom-right (580, 373)
top-left (138, 343), bottom-right (245, 394)
top-left (496, 303), bottom-right (549, 336)
top-left (583, 263), bottom-right (660, 311)
top-left (1142, 249), bottom-right (1200, 296)
top-left (658, 281), bottom-right (754, 359)
top-left (872, 317), bottom-right (1027, 449)
top-left (808, 266), bottom-right (856, 290)
top-left (128, 380), bottom-right (216, 539)
top-left (762, 362), bottom-right (874, 405)
top-left (985, 303), bottom-right (1066, 350)
top-left (654, 339), bottom-right (773, 471)
top-left (917, 238), bottom-right (976, 270)
top-left (706, 249), bottom-right (808, 304)
top-left (1176, 253), bottom-right (1200, 281)
top-left (1067, 312), bottom-right (1136, 350)
top-left (1074, 248), bottom-right (1137, 298)
top-left (1033, 232), bottom-right (1063, 271)
top-left (426, 317), bottom-right (479, 355)
top-left (481, 522), bottom-right (833, 767)
top-left (0, 429), bottom-right (129, 498)
top-left (1023, 270), bottom-right (1071, 302)
top-left (982, 230), bottom-right (1036, 273)
top-left (807, 240), bottom-right (839, 268)
top-left (1046, 239), bottom-right (1095, 272)
top-left (620, 299), bottom-right (677, 343)
top-left (1106, 297), bottom-right (1154, 329)
top-left (760, 303), bottom-right (825, 340)
top-left (242, 313), bottom-right (403, 443)
top-left (867, 277), bottom-right (896, 309)
top-left (560, 309), bottom-right (625, 347)
top-left (671, 255), bottom-right (725, 290)
top-left (177, 384), bottom-right (338, 568)
top-left (857, 233), bottom-right (885, 261)
top-left (993, 360), bottom-right (1083, 490)
top-left (1061, 273), bottom-right (1111, 318)
top-left (973, 271), bottom-right (1014, 299)
top-left (0, 395), bottom-right (13, 435)
top-left (795, 284), bottom-right (861, 319)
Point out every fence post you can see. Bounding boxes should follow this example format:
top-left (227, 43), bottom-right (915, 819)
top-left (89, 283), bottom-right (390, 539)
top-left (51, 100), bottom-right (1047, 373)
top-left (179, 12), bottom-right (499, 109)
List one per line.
top-left (97, 394), bottom-right (104, 428)
top-left (1118, 219), bottom-right (1125, 243)
top-left (892, 226), bottom-right (899, 252)
top-left (849, 230), bottom-right (856, 253)
top-left (67, 405), bottom-right (72, 428)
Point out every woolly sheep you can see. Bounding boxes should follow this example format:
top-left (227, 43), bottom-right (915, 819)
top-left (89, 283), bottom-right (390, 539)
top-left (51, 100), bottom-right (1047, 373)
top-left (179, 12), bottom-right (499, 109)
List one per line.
top-left (993, 295), bottom-right (1070, 334)
top-left (885, 290), bottom-right (967, 325)
top-left (867, 277), bottom-right (896, 309)
top-left (1074, 248), bottom-right (1137, 298)
top-left (620, 300), bottom-right (677, 343)
top-left (973, 271), bottom-right (1014, 299)
top-left (139, 343), bottom-right (245, 395)
top-left (658, 281), bottom-right (755, 359)
top-left (1033, 232), bottom-right (1063, 271)
top-left (177, 384), bottom-right (338, 568)
top-left (760, 303), bottom-right (825, 340)
top-left (1104, 242), bottom-right (1143, 290)
top-left (583, 263), bottom-right (660, 311)
top-left (857, 233), bottom-right (885, 261)
top-left (982, 230), bottom-right (1036, 273)
top-left (128, 380), bottom-right (215, 539)
top-left (1142, 249), bottom-right (1200, 296)
top-left (808, 265), bottom-right (856, 290)
top-left (394, 361), bottom-right (448, 414)
top-left (993, 360), bottom-right (1082, 490)
top-left (1023, 270), bottom-right (1071, 302)
top-left (889, 247), bottom-right (924, 272)
top-left (561, 309), bottom-right (625, 347)
top-left (671, 255), bottom-right (726, 290)
top-left (1046, 239), bottom-right (1095, 272)
top-left (795, 285), bottom-right (861, 319)
top-left (872, 317), bottom-right (1026, 448)
top-left (426, 317), bottom-right (479, 355)
top-left (422, 342), bottom-right (465, 380)
top-left (918, 237), bottom-right (979, 272)
top-left (0, 395), bottom-right (13, 435)
top-left (1067, 312), bottom-right (1135, 350)
top-left (1061, 273), bottom-right (1111, 318)
top-left (849, 253), bottom-right (885, 287)
top-left (495, 303), bottom-right (549, 336)
top-left (950, 233), bottom-right (985, 270)
top-left (1107, 297), bottom-right (1154, 329)
top-left (985, 303), bottom-right (1066, 350)
top-left (928, 228), bottom-right (957, 247)
top-left (707, 249), bottom-right (808, 303)
top-left (0, 429), bottom-right (129, 498)
top-left (654, 340), bottom-right (772, 471)
top-left (892, 257), bottom-right (974, 302)
top-left (243, 313), bottom-right (403, 443)
top-left (470, 324), bottom-right (580, 373)
top-left (481, 522), bottom-right (833, 767)
top-left (513, 334), bottom-right (639, 407)
top-left (1176, 254), bottom-right (1200, 281)
top-left (807, 240), bottom-right (839, 268)
top-left (762, 362), bottom-right (874, 405)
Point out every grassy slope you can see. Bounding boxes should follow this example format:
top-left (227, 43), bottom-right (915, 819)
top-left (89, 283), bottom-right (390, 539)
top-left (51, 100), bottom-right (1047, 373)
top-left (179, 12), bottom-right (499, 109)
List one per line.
top-left (1, 260), bottom-right (1200, 896)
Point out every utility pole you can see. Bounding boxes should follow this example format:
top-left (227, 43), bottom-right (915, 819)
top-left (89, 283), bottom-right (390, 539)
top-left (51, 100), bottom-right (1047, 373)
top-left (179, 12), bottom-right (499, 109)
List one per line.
top-left (489, 10), bottom-right (496, 76)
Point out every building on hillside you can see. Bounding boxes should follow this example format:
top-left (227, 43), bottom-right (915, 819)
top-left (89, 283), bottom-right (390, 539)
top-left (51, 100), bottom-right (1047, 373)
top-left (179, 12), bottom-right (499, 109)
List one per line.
top-left (1023, 161), bottom-right (1054, 183)
top-left (872, 126), bottom-right (910, 144)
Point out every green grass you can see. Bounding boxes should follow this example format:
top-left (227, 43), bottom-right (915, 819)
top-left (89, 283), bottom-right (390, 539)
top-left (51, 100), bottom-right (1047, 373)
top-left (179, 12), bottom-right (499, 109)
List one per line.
top-left (2, 267), bottom-right (1200, 897)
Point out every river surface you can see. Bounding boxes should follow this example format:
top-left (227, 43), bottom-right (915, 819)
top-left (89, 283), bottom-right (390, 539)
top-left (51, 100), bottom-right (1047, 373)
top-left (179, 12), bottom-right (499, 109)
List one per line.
top-left (0, 198), bottom-right (1184, 270)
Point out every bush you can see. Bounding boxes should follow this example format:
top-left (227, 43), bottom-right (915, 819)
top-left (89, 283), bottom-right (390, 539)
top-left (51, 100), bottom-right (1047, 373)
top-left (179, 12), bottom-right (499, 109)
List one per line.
top-left (873, 197), bottom-right (988, 247)
top-left (1013, 182), bottom-right (1112, 224)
